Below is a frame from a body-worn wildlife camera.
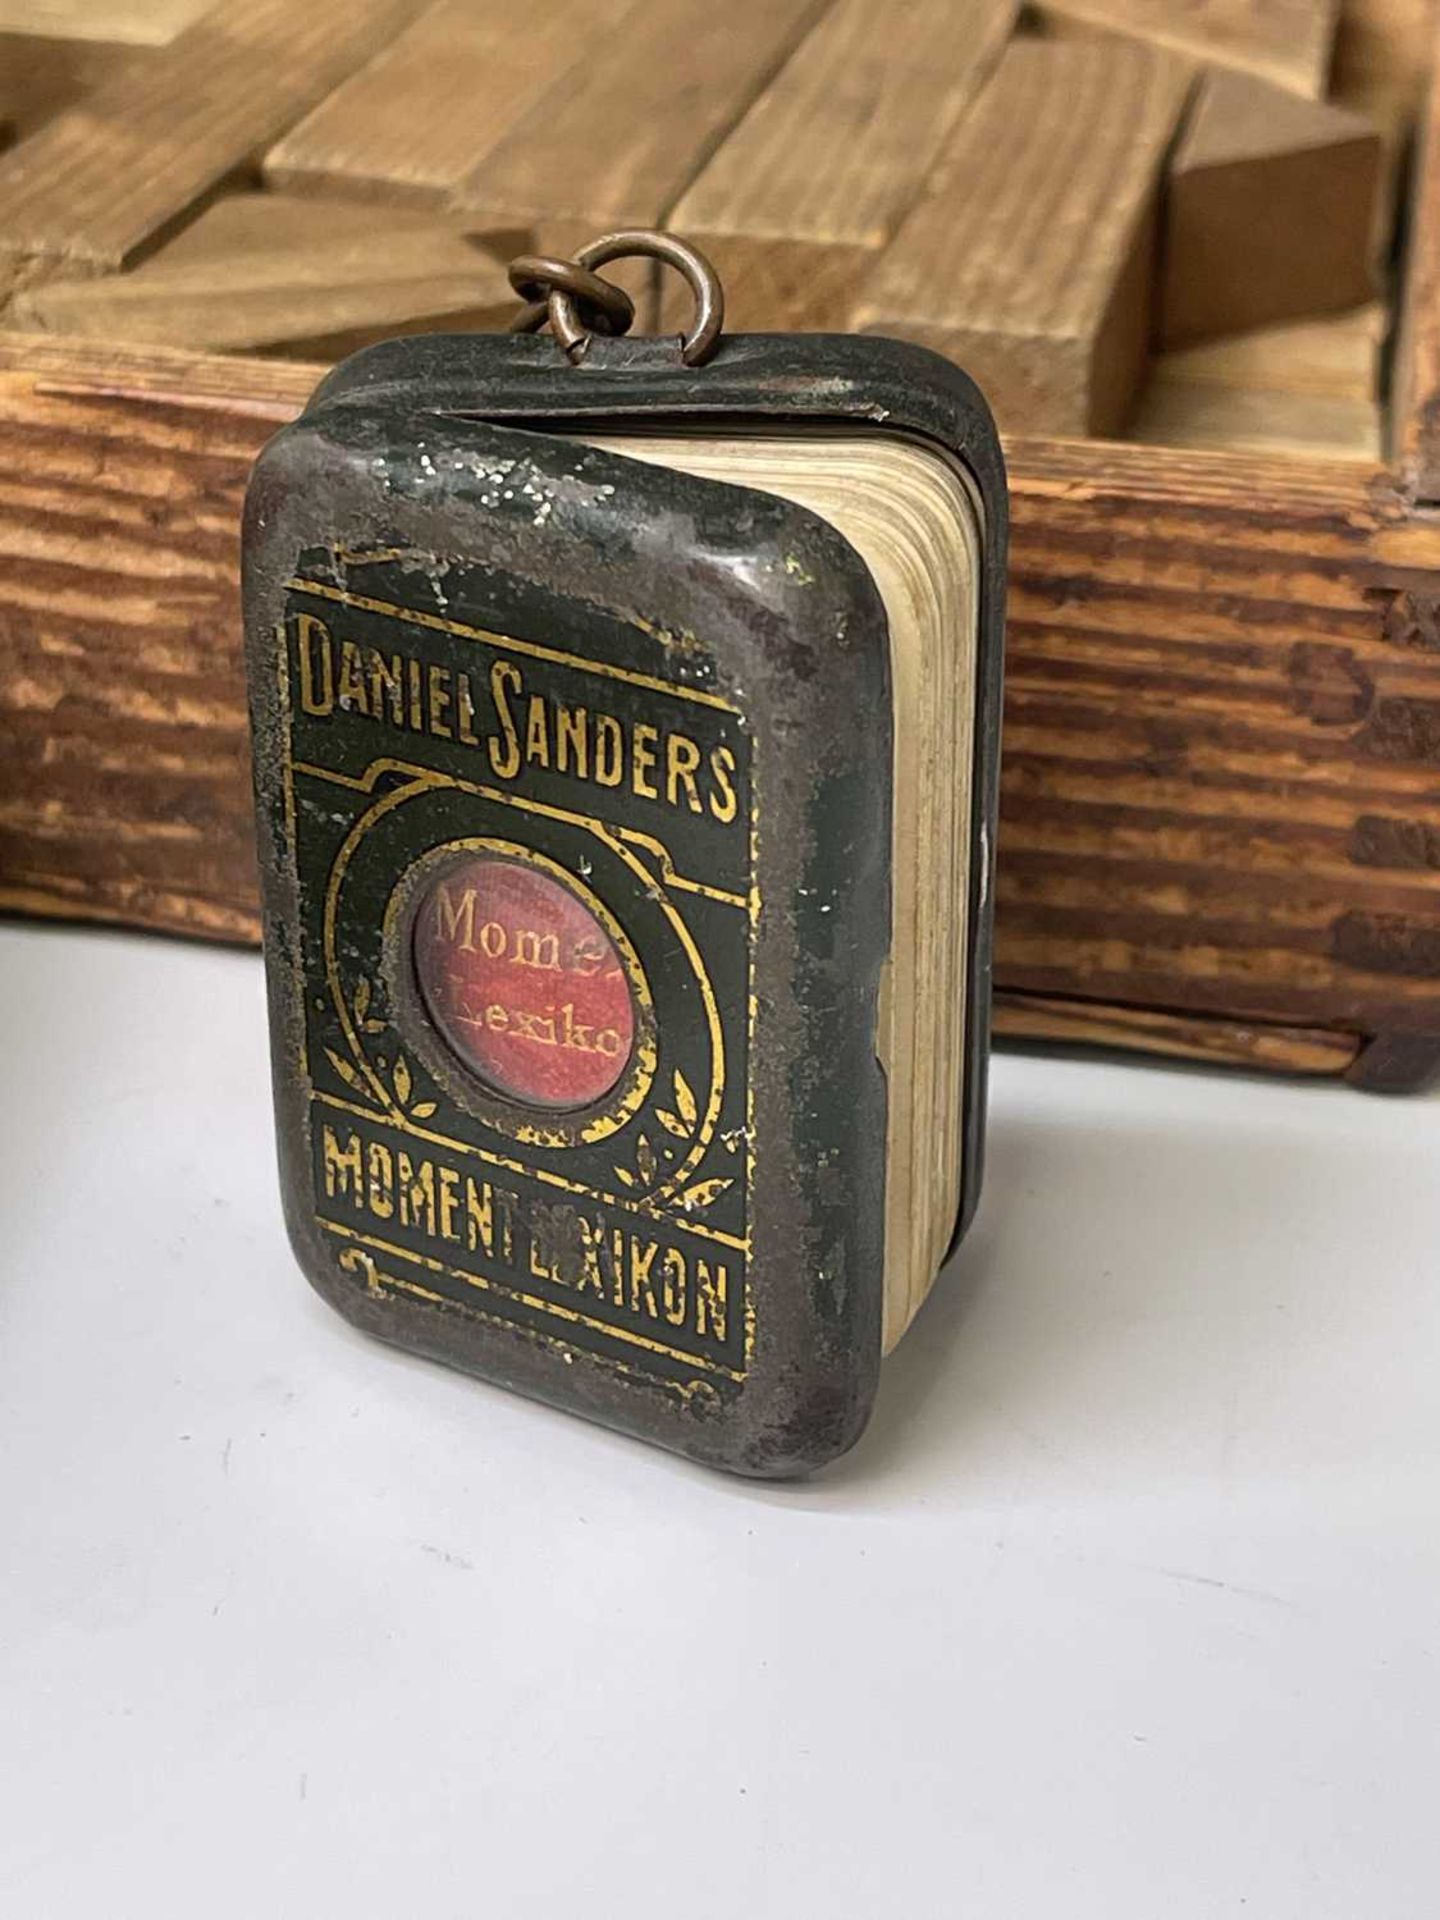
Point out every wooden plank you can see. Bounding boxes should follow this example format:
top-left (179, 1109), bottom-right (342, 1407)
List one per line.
top-left (0, 31), bottom-right (144, 141)
top-left (444, 0), bottom-right (829, 303)
top-left (993, 992), bottom-right (1362, 1073)
top-left (853, 40), bottom-right (1193, 437)
top-left (660, 0), bottom-right (1017, 333)
top-left (1160, 70), bottom-right (1380, 348)
top-left (1134, 305), bottom-right (1384, 459)
top-left (1332, 0), bottom-right (1435, 134)
top-left (265, 0), bottom-right (631, 215)
top-left (1131, 379), bottom-right (1381, 460)
top-left (0, 0), bottom-right (207, 41)
top-left (3, 192), bottom-right (513, 355)
top-left (1393, 18), bottom-right (1440, 500)
top-left (0, 0), bottom-right (427, 301)
top-left (1149, 305), bottom-right (1385, 403)
top-left (6, 339), bottom-right (1440, 1088)
top-left (1030, 0), bottom-right (1338, 96)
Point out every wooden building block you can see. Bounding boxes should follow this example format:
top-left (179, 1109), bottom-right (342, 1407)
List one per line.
top-left (1332, 0), bottom-right (1435, 130)
top-left (0, 31), bottom-right (144, 142)
top-left (0, 0), bottom-right (207, 40)
top-left (444, 0), bottom-right (828, 285)
top-left (265, 0), bottom-right (631, 215)
top-left (1030, 0), bottom-right (1338, 96)
top-left (0, 0), bottom-right (426, 302)
top-left (1134, 304), bottom-right (1383, 459)
top-left (662, 0), bottom-right (1017, 332)
top-left (4, 191), bottom-right (513, 355)
top-left (1131, 377), bottom-right (1381, 459)
top-left (1153, 303), bottom-right (1384, 402)
top-left (853, 40), bottom-right (1193, 437)
top-left (1160, 69), bottom-right (1381, 347)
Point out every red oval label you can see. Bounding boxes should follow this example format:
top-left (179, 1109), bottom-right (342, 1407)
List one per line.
top-left (412, 854), bottom-right (636, 1111)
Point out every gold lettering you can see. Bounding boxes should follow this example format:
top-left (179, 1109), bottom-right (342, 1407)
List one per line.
top-left (524, 694), bottom-right (550, 767)
top-left (296, 614), bottom-right (334, 716)
top-left (337, 640), bottom-right (369, 715)
top-left (488, 661), bottom-right (522, 778)
top-left (560, 1003), bottom-right (593, 1053)
top-left (407, 656), bottom-right (424, 730)
top-left (397, 1152), bottom-right (436, 1236)
top-left (485, 1003), bottom-right (509, 1030)
top-left (629, 1238), bottom-right (659, 1318)
top-left (456, 672), bottom-right (480, 745)
top-left (434, 883), bottom-right (476, 951)
top-left (709, 744), bottom-right (739, 824)
top-left (428, 664), bottom-right (453, 738)
top-left (666, 732), bottom-right (703, 812)
top-left (556, 704), bottom-right (588, 779)
top-left (512, 1008), bottom-right (557, 1046)
top-left (632, 721), bottom-right (659, 799)
top-left (368, 649), bottom-right (404, 726)
top-left (437, 1165), bottom-right (460, 1242)
top-left (661, 1248), bottom-right (687, 1327)
top-left (321, 1125), bottom-right (360, 1201)
top-left (479, 921), bottom-right (506, 960)
top-left (513, 929), bottom-right (560, 972)
top-left (465, 1179), bottom-right (494, 1256)
top-left (366, 1141), bottom-right (394, 1219)
top-left (570, 936), bottom-right (607, 977)
top-left (594, 713), bottom-right (623, 787)
top-left (696, 1259), bottom-right (728, 1342)
top-left (575, 1217), bottom-right (607, 1299)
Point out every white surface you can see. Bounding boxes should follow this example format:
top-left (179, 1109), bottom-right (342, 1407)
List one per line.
top-left (3, 920), bottom-right (1438, 1919)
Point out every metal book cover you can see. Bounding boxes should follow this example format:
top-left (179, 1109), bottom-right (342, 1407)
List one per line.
top-left (242, 321), bottom-right (1006, 1476)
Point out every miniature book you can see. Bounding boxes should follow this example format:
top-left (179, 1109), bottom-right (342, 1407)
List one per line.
top-left (243, 262), bottom-right (1005, 1475)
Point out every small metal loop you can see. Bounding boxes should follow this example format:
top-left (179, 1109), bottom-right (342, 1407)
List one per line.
top-left (507, 229), bottom-right (725, 368)
top-left (506, 254), bottom-right (635, 341)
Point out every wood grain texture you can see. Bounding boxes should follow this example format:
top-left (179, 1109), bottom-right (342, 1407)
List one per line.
top-left (993, 992), bottom-right (1362, 1071)
top-left (853, 40), bottom-right (1193, 436)
top-left (1134, 308), bottom-right (1384, 459)
top-left (661, 0), bottom-right (1016, 332)
top-left (1147, 304), bottom-right (1385, 404)
top-left (443, 0), bottom-right (828, 293)
top-left (1031, 0), bottom-right (1338, 94)
top-left (4, 192), bottom-right (513, 354)
top-left (1160, 70), bottom-right (1381, 347)
top-left (0, 0), bottom-right (207, 41)
top-left (1000, 435), bottom-right (1440, 1039)
top-left (1332, 0), bottom-right (1435, 130)
top-left (1394, 18), bottom-right (1440, 499)
top-left (0, 30), bottom-right (144, 141)
top-left (0, 0), bottom-right (427, 292)
top-left (1131, 382), bottom-right (1381, 459)
top-left (5, 338), bottom-right (1440, 1079)
top-left (264, 0), bottom-right (631, 215)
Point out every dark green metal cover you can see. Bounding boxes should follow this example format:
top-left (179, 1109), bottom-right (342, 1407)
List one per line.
top-left (242, 331), bottom-right (1006, 1476)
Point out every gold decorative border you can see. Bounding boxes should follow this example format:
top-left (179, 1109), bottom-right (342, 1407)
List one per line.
top-left (335, 1237), bottom-right (728, 1402)
top-left (277, 583), bottom-right (760, 1375)
top-left (310, 756), bottom-right (737, 1219)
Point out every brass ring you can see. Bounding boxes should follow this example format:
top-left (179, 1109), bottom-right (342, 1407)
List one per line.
top-left (508, 230), bottom-right (725, 367)
top-left (506, 254), bottom-right (635, 340)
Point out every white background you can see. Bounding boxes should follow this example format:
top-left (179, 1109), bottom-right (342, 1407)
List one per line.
top-left (3, 920), bottom-right (1437, 1918)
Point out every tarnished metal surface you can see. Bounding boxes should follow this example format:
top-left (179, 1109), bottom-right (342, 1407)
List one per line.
top-left (243, 332), bottom-right (1006, 1474)
top-left (507, 228), bottom-right (725, 365)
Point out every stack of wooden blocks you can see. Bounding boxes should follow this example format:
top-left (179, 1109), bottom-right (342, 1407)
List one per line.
top-left (0, 0), bottom-right (1425, 457)
top-left (5, 0), bottom-right (1440, 1091)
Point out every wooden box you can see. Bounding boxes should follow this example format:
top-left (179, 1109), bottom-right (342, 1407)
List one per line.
top-left (4, 0), bottom-right (1440, 1089)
